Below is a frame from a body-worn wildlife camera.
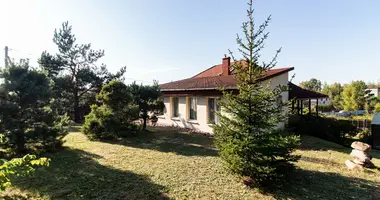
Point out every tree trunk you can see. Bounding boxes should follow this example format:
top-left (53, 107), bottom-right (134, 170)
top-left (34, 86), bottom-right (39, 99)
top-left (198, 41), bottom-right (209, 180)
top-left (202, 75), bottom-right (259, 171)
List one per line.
top-left (74, 88), bottom-right (80, 123)
top-left (15, 131), bottom-right (26, 155)
top-left (142, 110), bottom-right (147, 130)
top-left (143, 117), bottom-right (147, 130)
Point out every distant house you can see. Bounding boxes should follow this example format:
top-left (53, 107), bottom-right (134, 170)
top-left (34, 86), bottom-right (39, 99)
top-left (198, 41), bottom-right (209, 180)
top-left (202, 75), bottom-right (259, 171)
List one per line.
top-left (310, 98), bottom-right (330, 107)
top-left (158, 56), bottom-right (294, 133)
top-left (368, 88), bottom-right (380, 98)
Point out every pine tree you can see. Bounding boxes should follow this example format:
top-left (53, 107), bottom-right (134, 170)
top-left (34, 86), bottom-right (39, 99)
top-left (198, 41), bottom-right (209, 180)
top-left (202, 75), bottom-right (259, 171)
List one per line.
top-left (82, 80), bottom-right (140, 139)
top-left (128, 81), bottom-right (165, 130)
top-left (0, 60), bottom-right (68, 155)
top-left (39, 21), bottom-right (126, 123)
top-left (213, 0), bottom-right (300, 189)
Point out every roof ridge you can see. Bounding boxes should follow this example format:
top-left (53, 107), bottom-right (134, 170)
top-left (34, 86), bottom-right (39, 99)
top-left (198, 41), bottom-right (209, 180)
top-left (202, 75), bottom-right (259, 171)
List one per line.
top-left (191, 64), bottom-right (219, 78)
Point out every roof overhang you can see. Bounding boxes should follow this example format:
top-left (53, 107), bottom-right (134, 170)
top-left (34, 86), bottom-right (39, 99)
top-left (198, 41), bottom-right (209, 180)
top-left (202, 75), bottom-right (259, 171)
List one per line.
top-left (160, 67), bottom-right (294, 92)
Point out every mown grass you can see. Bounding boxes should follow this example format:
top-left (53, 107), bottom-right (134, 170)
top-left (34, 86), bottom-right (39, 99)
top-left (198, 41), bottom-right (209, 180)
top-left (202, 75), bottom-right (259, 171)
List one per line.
top-left (1, 127), bottom-right (379, 200)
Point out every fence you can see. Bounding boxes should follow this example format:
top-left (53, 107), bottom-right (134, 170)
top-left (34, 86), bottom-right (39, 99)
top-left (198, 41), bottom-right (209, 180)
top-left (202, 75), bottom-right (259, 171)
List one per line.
top-left (349, 119), bottom-right (371, 130)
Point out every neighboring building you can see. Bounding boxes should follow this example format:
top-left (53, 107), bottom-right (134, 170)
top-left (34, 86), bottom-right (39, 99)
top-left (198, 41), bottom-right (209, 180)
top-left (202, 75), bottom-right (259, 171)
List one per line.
top-left (158, 56), bottom-right (294, 133)
top-left (368, 88), bottom-right (380, 98)
top-left (310, 98), bottom-right (330, 107)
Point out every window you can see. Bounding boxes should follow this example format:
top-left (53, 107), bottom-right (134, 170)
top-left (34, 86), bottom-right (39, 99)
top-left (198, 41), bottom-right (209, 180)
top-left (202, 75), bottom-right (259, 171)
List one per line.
top-left (189, 97), bottom-right (197, 120)
top-left (208, 98), bottom-right (220, 124)
top-left (276, 95), bottom-right (283, 107)
top-left (172, 97), bottom-right (179, 117)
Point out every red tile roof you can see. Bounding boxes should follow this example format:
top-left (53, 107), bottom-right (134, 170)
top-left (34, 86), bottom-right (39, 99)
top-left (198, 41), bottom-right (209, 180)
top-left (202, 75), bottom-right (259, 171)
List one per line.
top-left (160, 67), bottom-right (294, 91)
top-left (192, 61), bottom-right (247, 78)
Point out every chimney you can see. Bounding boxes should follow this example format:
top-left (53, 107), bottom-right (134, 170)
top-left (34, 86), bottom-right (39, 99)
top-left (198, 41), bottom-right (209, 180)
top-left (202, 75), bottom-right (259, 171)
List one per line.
top-left (222, 55), bottom-right (231, 76)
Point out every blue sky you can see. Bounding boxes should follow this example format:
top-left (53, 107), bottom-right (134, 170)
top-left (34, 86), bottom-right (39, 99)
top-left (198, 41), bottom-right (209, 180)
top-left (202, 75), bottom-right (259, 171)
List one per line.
top-left (1, 0), bottom-right (380, 85)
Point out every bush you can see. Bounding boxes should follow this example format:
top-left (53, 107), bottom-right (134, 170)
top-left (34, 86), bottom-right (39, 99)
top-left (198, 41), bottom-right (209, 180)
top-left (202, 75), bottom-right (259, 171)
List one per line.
top-left (288, 115), bottom-right (357, 145)
top-left (82, 80), bottom-right (141, 140)
top-left (317, 104), bottom-right (335, 112)
top-left (374, 103), bottom-right (380, 113)
top-left (355, 128), bottom-right (372, 144)
top-left (0, 155), bottom-right (49, 191)
top-left (82, 105), bottom-right (140, 140)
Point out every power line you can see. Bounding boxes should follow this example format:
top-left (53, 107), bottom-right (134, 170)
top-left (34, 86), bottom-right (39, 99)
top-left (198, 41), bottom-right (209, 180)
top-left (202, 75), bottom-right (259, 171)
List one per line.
top-left (124, 77), bottom-right (154, 84)
top-left (8, 48), bottom-right (35, 57)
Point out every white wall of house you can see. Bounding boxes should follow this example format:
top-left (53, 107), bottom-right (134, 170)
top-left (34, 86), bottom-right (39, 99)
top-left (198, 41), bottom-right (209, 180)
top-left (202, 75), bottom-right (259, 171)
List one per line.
top-left (369, 88), bottom-right (380, 98)
top-left (158, 96), bottom-right (214, 133)
top-left (157, 72), bottom-right (289, 133)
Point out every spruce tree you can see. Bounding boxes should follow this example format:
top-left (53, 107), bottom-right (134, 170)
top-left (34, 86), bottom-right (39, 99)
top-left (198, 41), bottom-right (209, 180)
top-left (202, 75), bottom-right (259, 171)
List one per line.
top-left (213, 0), bottom-right (300, 189)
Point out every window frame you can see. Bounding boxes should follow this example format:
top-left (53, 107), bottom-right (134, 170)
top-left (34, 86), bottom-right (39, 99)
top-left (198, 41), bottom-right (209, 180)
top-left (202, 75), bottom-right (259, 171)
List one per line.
top-left (207, 97), bottom-right (220, 124)
top-left (172, 97), bottom-right (179, 118)
top-left (189, 97), bottom-right (197, 120)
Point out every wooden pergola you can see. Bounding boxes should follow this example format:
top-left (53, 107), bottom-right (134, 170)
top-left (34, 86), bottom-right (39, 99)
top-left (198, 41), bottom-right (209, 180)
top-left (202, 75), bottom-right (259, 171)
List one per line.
top-left (288, 82), bottom-right (329, 116)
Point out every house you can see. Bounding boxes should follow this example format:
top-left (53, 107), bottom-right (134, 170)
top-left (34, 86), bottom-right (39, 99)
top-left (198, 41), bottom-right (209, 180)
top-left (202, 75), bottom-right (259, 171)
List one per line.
top-left (157, 56), bottom-right (294, 133)
top-left (310, 98), bottom-right (330, 107)
top-left (368, 88), bottom-right (380, 98)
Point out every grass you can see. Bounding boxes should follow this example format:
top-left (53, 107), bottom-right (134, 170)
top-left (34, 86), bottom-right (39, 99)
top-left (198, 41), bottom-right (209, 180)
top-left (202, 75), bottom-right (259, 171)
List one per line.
top-left (1, 126), bottom-right (379, 200)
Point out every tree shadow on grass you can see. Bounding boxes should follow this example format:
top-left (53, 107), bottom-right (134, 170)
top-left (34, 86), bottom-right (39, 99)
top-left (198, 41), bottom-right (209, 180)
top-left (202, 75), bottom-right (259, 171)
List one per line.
top-left (299, 156), bottom-right (343, 168)
top-left (298, 135), bottom-right (352, 154)
top-left (272, 168), bottom-right (380, 200)
top-left (299, 135), bottom-right (380, 160)
top-left (102, 127), bottom-right (217, 157)
top-left (3, 148), bottom-right (171, 200)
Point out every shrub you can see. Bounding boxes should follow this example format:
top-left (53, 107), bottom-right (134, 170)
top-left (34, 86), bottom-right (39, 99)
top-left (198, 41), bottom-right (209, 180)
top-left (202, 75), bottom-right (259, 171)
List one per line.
top-left (355, 128), bottom-right (372, 144)
top-left (317, 104), bottom-right (335, 112)
top-left (0, 154), bottom-right (49, 191)
top-left (82, 105), bottom-right (140, 140)
top-left (288, 115), bottom-right (357, 145)
top-left (374, 103), bottom-right (380, 113)
top-left (82, 80), bottom-right (140, 140)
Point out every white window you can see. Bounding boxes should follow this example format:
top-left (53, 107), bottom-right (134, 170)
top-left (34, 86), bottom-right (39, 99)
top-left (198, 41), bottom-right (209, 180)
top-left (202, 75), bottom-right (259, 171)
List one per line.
top-left (208, 98), bottom-right (220, 124)
top-left (189, 97), bottom-right (197, 120)
top-left (172, 97), bottom-right (179, 117)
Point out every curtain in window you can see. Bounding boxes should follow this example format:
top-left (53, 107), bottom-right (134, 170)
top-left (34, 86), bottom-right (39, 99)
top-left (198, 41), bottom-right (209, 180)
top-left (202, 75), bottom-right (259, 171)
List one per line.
top-left (173, 97), bottom-right (179, 117)
top-left (208, 98), bottom-right (215, 123)
top-left (190, 97), bottom-right (197, 120)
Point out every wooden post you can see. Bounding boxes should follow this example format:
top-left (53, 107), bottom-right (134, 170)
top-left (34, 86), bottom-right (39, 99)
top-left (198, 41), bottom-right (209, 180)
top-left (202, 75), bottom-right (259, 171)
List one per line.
top-left (308, 99), bottom-right (311, 115)
top-left (186, 97), bottom-right (190, 120)
top-left (316, 98), bottom-right (319, 116)
top-left (300, 100), bottom-right (303, 115)
top-left (169, 97), bottom-right (173, 118)
top-left (297, 100), bottom-right (300, 115)
top-left (205, 97), bottom-right (209, 122)
top-left (292, 100), bottom-right (295, 114)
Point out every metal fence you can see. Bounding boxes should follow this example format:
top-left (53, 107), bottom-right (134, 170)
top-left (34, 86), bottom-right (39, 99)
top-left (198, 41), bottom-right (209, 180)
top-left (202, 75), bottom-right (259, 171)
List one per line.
top-left (349, 119), bottom-right (371, 130)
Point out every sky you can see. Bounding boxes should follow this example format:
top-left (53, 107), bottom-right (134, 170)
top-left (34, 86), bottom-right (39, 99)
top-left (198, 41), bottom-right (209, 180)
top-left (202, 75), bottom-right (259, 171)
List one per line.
top-left (1, 0), bottom-right (380, 85)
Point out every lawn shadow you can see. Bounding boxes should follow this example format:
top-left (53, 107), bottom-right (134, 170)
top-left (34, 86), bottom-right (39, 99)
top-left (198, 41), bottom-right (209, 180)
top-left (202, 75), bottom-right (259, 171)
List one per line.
top-left (101, 126), bottom-right (217, 157)
top-left (4, 148), bottom-right (171, 200)
top-left (300, 135), bottom-right (380, 160)
top-left (272, 168), bottom-right (380, 200)
top-left (299, 135), bottom-right (351, 154)
top-left (299, 156), bottom-right (342, 168)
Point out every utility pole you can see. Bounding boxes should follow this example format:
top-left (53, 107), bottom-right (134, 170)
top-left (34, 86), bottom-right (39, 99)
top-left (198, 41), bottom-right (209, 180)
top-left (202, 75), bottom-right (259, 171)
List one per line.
top-left (4, 46), bottom-right (9, 67)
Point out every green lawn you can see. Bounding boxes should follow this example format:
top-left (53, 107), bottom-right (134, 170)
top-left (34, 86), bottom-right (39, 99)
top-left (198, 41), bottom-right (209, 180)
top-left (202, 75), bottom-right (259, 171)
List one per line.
top-left (1, 127), bottom-right (379, 200)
